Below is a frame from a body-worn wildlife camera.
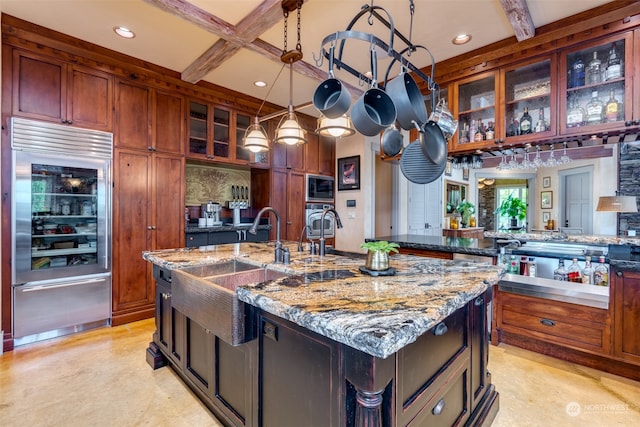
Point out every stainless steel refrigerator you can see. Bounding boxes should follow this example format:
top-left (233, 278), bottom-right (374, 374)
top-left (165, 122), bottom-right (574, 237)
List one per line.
top-left (11, 117), bottom-right (112, 346)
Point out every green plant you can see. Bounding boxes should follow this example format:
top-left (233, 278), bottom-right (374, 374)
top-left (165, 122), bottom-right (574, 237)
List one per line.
top-left (495, 194), bottom-right (527, 221)
top-left (360, 240), bottom-right (400, 254)
top-left (456, 200), bottom-right (476, 225)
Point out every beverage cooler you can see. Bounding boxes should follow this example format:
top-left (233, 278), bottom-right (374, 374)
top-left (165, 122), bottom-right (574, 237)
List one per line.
top-left (11, 117), bottom-right (112, 345)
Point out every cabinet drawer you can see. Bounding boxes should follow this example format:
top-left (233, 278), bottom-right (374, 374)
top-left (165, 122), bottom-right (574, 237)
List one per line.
top-left (407, 363), bottom-right (470, 427)
top-left (186, 233), bottom-right (207, 247)
top-left (499, 304), bottom-right (609, 352)
top-left (399, 306), bottom-right (468, 408)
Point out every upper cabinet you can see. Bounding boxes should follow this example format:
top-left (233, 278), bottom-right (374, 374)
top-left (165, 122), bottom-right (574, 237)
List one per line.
top-left (12, 50), bottom-right (113, 131)
top-left (451, 71), bottom-right (500, 152)
top-left (187, 100), bottom-right (267, 166)
top-left (559, 32), bottom-right (633, 134)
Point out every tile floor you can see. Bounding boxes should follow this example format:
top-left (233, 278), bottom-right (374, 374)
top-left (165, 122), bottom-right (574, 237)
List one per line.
top-left (1, 319), bottom-right (639, 426)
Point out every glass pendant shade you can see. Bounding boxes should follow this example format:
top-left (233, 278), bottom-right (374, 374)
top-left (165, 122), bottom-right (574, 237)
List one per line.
top-left (596, 195), bottom-right (638, 212)
top-left (274, 108), bottom-right (306, 145)
top-left (243, 117), bottom-right (270, 153)
top-left (316, 114), bottom-right (356, 138)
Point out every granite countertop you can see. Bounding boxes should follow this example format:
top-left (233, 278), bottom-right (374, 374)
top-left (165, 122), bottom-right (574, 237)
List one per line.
top-left (143, 242), bottom-right (502, 359)
top-left (370, 234), bottom-right (498, 257)
top-left (484, 230), bottom-right (640, 246)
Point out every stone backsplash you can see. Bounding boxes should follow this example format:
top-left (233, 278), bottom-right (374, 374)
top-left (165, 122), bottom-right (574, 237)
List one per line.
top-left (618, 141), bottom-right (640, 234)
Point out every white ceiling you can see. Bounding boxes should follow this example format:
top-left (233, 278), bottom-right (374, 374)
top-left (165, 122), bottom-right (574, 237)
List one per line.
top-left (0, 0), bottom-right (616, 115)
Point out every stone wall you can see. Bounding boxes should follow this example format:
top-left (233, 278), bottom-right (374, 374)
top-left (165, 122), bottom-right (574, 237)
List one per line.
top-left (618, 142), bottom-right (640, 234)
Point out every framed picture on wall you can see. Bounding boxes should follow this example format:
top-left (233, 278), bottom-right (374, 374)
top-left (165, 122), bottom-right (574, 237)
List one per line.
top-left (541, 191), bottom-right (552, 209)
top-left (337, 155), bottom-right (360, 191)
top-left (543, 211), bottom-right (550, 223)
top-left (463, 168), bottom-right (469, 180)
top-left (543, 176), bottom-right (551, 188)
top-left (445, 160), bottom-right (452, 176)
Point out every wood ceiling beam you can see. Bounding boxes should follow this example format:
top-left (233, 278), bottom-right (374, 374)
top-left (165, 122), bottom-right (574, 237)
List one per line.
top-left (498, 0), bottom-right (535, 41)
top-left (145, 0), bottom-right (328, 86)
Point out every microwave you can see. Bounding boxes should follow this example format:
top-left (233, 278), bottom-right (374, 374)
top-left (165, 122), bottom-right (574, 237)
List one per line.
top-left (306, 174), bottom-right (334, 202)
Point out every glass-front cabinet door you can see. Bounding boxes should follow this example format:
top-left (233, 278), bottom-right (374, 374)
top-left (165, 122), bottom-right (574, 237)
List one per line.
top-left (503, 56), bottom-right (556, 142)
top-left (452, 71), bottom-right (500, 152)
top-left (560, 32), bottom-right (633, 134)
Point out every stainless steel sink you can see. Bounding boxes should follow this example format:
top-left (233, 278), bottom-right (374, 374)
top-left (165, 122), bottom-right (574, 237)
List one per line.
top-left (171, 261), bottom-right (288, 345)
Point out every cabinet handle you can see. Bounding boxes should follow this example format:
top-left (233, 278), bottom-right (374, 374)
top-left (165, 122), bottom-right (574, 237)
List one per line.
top-left (433, 322), bottom-right (448, 336)
top-left (263, 321), bottom-right (278, 341)
top-left (540, 318), bottom-right (555, 327)
top-left (432, 398), bottom-right (446, 415)
top-left (147, 226), bottom-right (153, 230)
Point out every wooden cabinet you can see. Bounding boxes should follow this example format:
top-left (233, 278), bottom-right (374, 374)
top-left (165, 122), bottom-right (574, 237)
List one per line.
top-left (153, 270), bottom-right (185, 367)
top-left (612, 269), bottom-right (640, 365)
top-left (270, 169), bottom-right (305, 241)
top-left (115, 80), bottom-right (184, 154)
top-left (12, 49), bottom-right (113, 131)
top-left (305, 132), bottom-right (335, 175)
top-left (187, 100), bottom-right (256, 165)
top-left (495, 291), bottom-right (611, 354)
top-left (112, 150), bottom-right (184, 325)
top-left (559, 32), bottom-right (634, 134)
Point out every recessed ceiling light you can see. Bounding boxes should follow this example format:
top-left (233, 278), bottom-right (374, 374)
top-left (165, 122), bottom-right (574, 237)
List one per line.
top-left (254, 81), bottom-right (267, 87)
top-left (114, 26), bottom-right (135, 39)
top-left (452, 34), bottom-right (471, 45)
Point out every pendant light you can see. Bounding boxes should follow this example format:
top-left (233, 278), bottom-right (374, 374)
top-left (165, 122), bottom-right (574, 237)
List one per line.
top-left (242, 116), bottom-right (269, 153)
top-left (596, 191), bottom-right (638, 212)
top-left (274, 0), bottom-right (306, 146)
top-left (316, 114), bottom-right (355, 138)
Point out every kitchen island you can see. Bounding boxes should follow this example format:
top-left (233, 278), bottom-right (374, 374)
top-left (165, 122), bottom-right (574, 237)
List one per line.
top-left (144, 242), bottom-right (502, 426)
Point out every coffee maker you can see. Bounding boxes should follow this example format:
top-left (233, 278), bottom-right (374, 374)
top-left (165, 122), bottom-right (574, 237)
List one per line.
top-left (201, 200), bottom-right (222, 226)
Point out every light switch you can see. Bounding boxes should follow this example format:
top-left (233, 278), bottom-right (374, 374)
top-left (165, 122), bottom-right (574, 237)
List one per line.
top-left (348, 211), bottom-right (356, 219)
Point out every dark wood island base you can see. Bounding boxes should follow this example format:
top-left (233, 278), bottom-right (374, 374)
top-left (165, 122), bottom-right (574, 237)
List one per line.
top-left (147, 288), bottom-right (499, 426)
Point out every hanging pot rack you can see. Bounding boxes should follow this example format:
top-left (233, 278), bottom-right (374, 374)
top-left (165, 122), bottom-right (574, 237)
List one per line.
top-left (314, 3), bottom-right (439, 110)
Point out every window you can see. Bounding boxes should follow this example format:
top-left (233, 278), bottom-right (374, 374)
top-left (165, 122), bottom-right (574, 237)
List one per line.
top-left (496, 184), bottom-right (528, 230)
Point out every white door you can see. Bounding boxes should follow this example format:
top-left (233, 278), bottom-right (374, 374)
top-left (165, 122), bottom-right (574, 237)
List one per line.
top-left (562, 169), bottom-right (592, 234)
top-left (408, 177), bottom-right (443, 236)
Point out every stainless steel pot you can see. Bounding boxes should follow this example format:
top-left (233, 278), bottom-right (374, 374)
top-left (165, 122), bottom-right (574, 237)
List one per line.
top-left (313, 47), bottom-right (352, 119)
top-left (380, 124), bottom-right (403, 157)
top-left (385, 68), bottom-right (427, 130)
top-left (351, 49), bottom-right (396, 136)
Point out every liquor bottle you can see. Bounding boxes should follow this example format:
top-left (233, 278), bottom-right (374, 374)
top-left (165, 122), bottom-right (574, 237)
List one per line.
top-left (508, 255), bottom-right (519, 274)
top-left (567, 258), bottom-right (582, 283)
top-left (519, 107), bottom-right (532, 134)
top-left (585, 91), bottom-right (605, 124)
top-left (593, 255), bottom-right (609, 287)
top-left (581, 256), bottom-right (594, 284)
top-left (566, 95), bottom-right (585, 128)
top-left (553, 259), bottom-right (568, 281)
top-left (519, 256), bottom-right (529, 276)
top-left (474, 119), bottom-right (484, 141)
top-left (587, 51), bottom-right (602, 85)
top-left (570, 55), bottom-right (585, 88)
top-left (605, 42), bottom-right (622, 81)
top-left (506, 116), bottom-right (519, 137)
top-left (485, 121), bottom-right (495, 140)
top-left (469, 119), bottom-right (478, 143)
top-left (528, 257), bottom-right (536, 277)
top-left (534, 107), bottom-right (547, 133)
top-left (605, 90), bottom-right (622, 123)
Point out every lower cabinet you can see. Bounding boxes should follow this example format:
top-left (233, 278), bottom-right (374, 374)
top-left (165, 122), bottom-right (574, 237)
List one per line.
top-left (612, 268), bottom-right (640, 365)
top-left (148, 269), bottom-right (497, 426)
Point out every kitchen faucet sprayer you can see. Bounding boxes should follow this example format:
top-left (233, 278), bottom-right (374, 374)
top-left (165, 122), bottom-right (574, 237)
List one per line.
top-left (249, 207), bottom-right (283, 263)
top-left (319, 208), bottom-right (343, 256)
top-left (298, 225), bottom-right (311, 252)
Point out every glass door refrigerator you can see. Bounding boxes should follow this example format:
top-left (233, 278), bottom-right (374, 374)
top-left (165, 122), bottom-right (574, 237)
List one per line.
top-left (11, 117), bottom-right (112, 345)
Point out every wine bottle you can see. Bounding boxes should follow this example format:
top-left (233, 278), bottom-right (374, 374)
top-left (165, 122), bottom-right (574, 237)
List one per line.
top-left (519, 107), bottom-right (532, 134)
top-left (605, 42), bottom-right (622, 81)
top-left (587, 51), bottom-right (602, 85)
top-left (585, 91), bottom-right (604, 124)
top-left (605, 90), bottom-right (622, 123)
top-left (570, 55), bottom-right (585, 88)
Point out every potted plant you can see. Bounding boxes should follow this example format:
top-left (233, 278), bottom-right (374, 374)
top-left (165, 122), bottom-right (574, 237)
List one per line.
top-left (495, 194), bottom-right (527, 228)
top-left (456, 200), bottom-right (476, 228)
top-left (360, 240), bottom-right (400, 271)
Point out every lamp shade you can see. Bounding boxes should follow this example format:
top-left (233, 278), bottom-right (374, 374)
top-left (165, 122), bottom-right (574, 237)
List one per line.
top-left (316, 114), bottom-right (356, 138)
top-left (596, 195), bottom-right (638, 212)
top-left (274, 110), bottom-right (306, 145)
top-left (243, 117), bottom-right (270, 153)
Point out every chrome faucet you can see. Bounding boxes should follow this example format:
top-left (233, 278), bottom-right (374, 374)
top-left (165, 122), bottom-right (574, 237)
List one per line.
top-left (249, 207), bottom-right (283, 263)
top-left (297, 225), bottom-right (310, 252)
top-left (319, 208), bottom-right (343, 256)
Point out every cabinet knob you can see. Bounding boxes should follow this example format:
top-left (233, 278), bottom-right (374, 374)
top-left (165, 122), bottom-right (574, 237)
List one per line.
top-left (433, 322), bottom-right (448, 336)
top-left (616, 271), bottom-right (623, 277)
top-left (432, 398), bottom-right (446, 415)
top-left (474, 296), bottom-right (484, 306)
